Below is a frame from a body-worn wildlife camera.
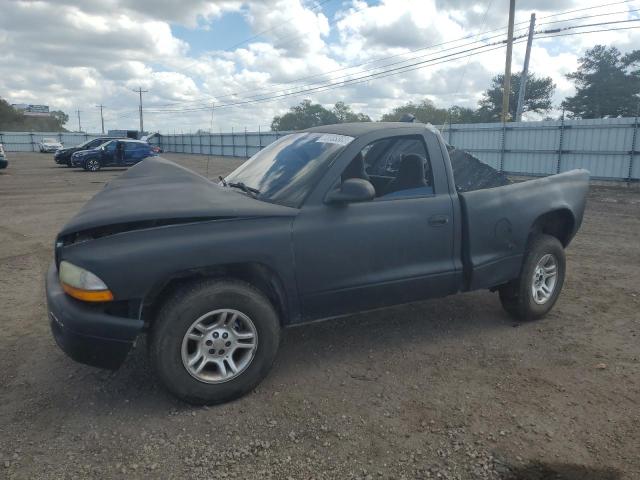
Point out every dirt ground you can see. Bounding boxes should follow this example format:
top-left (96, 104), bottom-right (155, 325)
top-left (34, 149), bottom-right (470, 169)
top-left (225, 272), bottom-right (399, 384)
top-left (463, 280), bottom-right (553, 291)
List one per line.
top-left (0, 152), bottom-right (639, 480)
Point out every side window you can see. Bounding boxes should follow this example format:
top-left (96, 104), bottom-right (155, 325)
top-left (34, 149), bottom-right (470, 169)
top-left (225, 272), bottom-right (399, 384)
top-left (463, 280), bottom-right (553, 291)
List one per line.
top-left (124, 142), bottom-right (139, 151)
top-left (341, 136), bottom-right (434, 199)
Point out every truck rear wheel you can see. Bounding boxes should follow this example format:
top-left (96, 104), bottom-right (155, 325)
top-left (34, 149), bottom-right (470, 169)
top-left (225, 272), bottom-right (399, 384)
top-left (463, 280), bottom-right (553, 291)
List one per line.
top-left (499, 234), bottom-right (566, 321)
top-left (150, 279), bottom-right (280, 405)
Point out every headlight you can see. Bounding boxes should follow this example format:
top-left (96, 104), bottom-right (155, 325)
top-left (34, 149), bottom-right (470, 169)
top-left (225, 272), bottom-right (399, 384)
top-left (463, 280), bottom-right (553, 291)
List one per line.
top-left (59, 261), bottom-right (113, 302)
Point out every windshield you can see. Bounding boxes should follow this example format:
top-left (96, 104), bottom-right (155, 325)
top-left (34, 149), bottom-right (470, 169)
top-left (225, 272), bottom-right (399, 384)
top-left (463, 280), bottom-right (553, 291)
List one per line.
top-left (76, 139), bottom-right (96, 148)
top-left (224, 132), bottom-right (353, 207)
top-left (99, 140), bottom-right (117, 151)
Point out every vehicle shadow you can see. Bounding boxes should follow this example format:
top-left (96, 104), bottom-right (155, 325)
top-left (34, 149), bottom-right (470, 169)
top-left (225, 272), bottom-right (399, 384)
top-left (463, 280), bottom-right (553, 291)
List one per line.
top-left (503, 462), bottom-right (621, 480)
top-left (80, 289), bottom-right (515, 409)
top-left (31, 285), bottom-right (526, 419)
top-left (70, 168), bottom-right (128, 172)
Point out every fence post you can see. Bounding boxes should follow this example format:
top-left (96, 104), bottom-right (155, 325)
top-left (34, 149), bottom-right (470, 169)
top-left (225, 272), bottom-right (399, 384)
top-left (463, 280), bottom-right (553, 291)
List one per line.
top-left (231, 127), bottom-right (235, 157)
top-left (556, 109), bottom-right (565, 174)
top-left (31, 132), bottom-right (35, 152)
top-left (199, 132), bottom-right (202, 155)
top-left (209, 132), bottom-right (212, 156)
top-left (629, 107), bottom-right (639, 182)
top-left (499, 122), bottom-right (506, 172)
top-left (448, 125), bottom-right (453, 146)
top-left (244, 127), bottom-right (248, 158)
top-left (258, 126), bottom-right (262, 151)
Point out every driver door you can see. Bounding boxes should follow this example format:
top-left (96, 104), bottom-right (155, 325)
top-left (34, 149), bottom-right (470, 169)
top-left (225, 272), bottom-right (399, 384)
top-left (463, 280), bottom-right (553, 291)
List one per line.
top-left (292, 135), bottom-right (458, 321)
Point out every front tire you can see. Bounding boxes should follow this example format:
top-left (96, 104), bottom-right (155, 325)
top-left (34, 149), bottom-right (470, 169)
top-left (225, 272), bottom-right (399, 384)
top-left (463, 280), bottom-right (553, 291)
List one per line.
top-left (85, 158), bottom-right (101, 171)
top-left (499, 234), bottom-right (566, 321)
top-left (150, 279), bottom-right (281, 405)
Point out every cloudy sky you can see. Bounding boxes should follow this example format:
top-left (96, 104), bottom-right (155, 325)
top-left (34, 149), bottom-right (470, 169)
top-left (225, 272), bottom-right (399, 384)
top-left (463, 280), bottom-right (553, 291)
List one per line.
top-left (1, 0), bottom-right (639, 132)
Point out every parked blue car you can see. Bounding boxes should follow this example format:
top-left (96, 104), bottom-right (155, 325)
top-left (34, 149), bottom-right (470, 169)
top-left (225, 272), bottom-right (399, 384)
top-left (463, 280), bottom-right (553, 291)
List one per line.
top-left (71, 139), bottom-right (157, 171)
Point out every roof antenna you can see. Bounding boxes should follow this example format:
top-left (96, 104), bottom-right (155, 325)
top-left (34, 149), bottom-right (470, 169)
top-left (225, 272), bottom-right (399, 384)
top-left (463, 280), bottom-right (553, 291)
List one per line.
top-left (399, 113), bottom-right (416, 123)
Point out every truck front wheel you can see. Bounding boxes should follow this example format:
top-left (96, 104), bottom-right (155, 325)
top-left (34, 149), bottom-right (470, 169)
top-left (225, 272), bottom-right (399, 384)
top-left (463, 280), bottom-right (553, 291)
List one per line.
top-left (499, 234), bottom-right (566, 321)
top-left (150, 279), bottom-right (281, 405)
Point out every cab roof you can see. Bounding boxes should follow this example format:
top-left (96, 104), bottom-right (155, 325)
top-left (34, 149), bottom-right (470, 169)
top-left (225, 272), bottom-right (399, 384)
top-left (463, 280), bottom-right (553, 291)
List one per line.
top-left (303, 121), bottom-right (441, 138)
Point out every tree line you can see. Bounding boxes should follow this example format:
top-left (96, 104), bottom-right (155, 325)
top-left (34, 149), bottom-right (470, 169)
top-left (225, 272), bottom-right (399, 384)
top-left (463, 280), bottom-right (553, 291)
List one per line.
top-left (271, 44), bottom-right (640, 130)
top-left (0, 98), bottom-right (69, 132)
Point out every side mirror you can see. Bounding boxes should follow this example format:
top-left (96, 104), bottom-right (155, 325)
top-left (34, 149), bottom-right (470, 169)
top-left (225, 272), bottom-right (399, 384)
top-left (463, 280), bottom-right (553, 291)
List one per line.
top-left (325, 178), bottom-right (376, 205)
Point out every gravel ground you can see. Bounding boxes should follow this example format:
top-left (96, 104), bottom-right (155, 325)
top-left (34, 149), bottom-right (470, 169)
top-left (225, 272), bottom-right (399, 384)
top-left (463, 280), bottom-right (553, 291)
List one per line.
top-left (0, 152), bottom-right (639, 480)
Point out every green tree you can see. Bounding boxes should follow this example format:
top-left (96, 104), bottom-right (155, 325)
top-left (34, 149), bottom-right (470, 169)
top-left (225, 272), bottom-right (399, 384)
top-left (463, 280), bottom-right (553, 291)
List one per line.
top-left (332, 101), bottom-right (371, 123)
top-left (271, 100), bottom-right (370, 131)
top-left (477, 72), bottom-right (555, 122)
top-left (50, 110), bottom-right (69, 125)
top-left (447, 105), bottom-right (482, 124)
top-left (0, 98), bottom-right (69, 131)
top-left (562, 45), bottom-right (640, 118)
top-left (380, 99), bottom-right (450, 124)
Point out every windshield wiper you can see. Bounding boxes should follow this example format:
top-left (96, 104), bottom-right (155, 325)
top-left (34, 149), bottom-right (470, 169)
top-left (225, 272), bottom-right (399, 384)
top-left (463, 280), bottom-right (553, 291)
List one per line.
top-left (218, 175), bottom-right (228, 187)
top-left (227, 181), bottom-right (260, 196)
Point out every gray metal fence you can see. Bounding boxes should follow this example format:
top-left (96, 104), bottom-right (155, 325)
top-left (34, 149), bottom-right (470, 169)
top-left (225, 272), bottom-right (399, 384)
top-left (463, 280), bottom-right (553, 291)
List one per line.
top-left (0, 132), bottom-right (103, 152)
top-left (154, 129), bottom-right (289, 158)
top-left (440, 117), bottom-right (639, 181)
top-left (3, 116), bottom-right (638, 180)
top-left (150, 117), bottom-right (639, 181)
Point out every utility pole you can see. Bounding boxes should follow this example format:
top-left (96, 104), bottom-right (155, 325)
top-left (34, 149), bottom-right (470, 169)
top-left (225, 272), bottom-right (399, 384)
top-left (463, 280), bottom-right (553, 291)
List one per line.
top-left (76, 109), bottom-right (82, 132)
top-left (515, 13), bottom-right (536, 122)
top-left (132, 87), bottom-right (148, 133)
top-left (96, 104), bottom-right (105, 134)
top-left (501, 0), bottom-right (516, 123)
top-left (210, 102), bottom-right (215, 132)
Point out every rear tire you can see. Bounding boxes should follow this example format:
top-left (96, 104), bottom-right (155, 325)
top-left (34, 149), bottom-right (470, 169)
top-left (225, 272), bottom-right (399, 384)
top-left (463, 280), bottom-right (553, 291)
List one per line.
top-left (499, 234), bottom-right (566, 321)
top-left (150, 279), bottom-right (281, 405)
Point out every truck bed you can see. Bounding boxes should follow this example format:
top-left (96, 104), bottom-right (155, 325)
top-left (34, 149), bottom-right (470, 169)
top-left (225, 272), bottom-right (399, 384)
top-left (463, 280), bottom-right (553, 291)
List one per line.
top-left (458, 169), bottom-right (590, 291)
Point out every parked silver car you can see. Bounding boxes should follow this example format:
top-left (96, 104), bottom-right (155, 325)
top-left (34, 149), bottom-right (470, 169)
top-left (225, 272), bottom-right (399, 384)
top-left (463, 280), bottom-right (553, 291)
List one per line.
top-left (0, 143), bottom-right (7, 169)
top-left (39, 138), bottom-right (63, 153)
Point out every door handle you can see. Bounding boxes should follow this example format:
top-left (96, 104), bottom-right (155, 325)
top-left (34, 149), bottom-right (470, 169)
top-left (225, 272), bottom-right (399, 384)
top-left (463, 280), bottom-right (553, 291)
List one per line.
top-left (428, 214), bottom-right (449, 227)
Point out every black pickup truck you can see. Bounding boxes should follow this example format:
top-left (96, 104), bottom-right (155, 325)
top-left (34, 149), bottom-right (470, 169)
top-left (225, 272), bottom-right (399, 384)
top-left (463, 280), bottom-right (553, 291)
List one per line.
top-left (46, 122), bottom-right (589, 404)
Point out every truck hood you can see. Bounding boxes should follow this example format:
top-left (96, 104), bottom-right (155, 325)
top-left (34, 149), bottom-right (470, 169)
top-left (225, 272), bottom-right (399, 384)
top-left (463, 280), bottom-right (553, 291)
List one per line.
top-left (59, 156), bottom-right (297, 238)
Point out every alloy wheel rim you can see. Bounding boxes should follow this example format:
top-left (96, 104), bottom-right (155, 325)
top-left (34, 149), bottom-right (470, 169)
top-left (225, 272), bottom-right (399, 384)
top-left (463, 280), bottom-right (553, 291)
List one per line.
top-left (181, 309), bottom-right (258, 384)
top-left (531, 253), bottom-right (558, 305)
top-left (88, 159), bottom-right (99, 171)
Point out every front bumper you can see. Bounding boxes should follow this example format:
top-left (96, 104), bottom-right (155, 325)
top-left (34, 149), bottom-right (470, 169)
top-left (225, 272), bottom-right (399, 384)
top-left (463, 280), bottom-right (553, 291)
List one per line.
top-left (54, 154), bottom-right (70, 165)
top-left (0, 157), bottom-right (7, 169)
top-left (46, 262), bottom-right (144, 370)
top-left (70, 156), bottom-right (86, 167)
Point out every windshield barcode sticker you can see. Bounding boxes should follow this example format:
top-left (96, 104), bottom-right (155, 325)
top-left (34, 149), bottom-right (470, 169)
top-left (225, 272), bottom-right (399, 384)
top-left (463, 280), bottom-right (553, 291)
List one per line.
top-left (316, 134), bottom-right (354, 146)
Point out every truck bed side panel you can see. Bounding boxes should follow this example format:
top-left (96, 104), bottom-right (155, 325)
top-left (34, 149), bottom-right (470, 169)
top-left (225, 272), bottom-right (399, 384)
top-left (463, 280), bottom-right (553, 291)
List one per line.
top-left (458, 169), bottom-right (589, 291)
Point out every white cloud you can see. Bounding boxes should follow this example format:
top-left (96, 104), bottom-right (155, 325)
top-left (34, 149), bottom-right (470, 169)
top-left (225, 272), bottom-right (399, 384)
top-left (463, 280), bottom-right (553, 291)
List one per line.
top-left (0, 0), bottom-right (638, 132)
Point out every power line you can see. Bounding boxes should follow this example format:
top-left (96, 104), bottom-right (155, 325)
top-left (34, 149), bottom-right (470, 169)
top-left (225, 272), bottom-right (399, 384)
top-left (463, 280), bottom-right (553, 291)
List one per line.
top-left (115, 29), bottom-right (514, 117)
top-left (537, 7), bottom-right (640, 28)
top-left (96, 104), bottom-right (105, 134)
top-left (120, 1), bottom-right (640, 116)
top-left (515, 13), bottom-right (536, 122)
top-left (133, 18), bottom-right (640, 117)
top-left (535, 0), bottom-right (636, 21)
top-left (132, 87), bottom-right (148, 132)
top-left (128, 23), bottom-right (640, 119)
